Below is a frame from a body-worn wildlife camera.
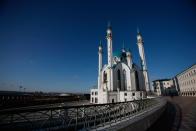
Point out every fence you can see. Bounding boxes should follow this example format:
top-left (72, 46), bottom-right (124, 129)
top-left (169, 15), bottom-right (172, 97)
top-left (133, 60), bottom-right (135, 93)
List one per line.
top-left (0, 98), bottom-right (159, 130)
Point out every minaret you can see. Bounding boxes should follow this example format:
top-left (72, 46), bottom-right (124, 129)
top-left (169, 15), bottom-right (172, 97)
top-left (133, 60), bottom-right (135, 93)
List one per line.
top-left (98, 41), bottom-right (103, 90)
top-left (122, 42), bottom-right (126, 53)
top-left (126, 49), bottom-right (133, 69)
top-left (106, 23), bottom-right (113, 91)
top-left (106, 23), bottom-right (113, 67)
top-left (136, 29), bottom-right (150, 92)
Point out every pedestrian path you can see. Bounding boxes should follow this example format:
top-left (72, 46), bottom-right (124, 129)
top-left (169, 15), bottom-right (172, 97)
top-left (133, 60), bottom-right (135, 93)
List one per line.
top-left (147, 96), bottom-right (196, 131)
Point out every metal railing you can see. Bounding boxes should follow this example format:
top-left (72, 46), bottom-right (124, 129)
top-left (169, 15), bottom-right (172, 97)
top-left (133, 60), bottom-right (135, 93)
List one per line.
top-left (0, 98), bottom-right (160, 130)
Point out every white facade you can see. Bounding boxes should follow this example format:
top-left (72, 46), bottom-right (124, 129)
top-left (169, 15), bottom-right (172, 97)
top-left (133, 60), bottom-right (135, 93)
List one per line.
top-left (91, 25), bottom-right (150, 104)
top-left (152, 79), bottom-right (175, 96)
top-left (152, 64), bottom-right (196, 97)
top-left (174, 64), bottom-right (196, 96)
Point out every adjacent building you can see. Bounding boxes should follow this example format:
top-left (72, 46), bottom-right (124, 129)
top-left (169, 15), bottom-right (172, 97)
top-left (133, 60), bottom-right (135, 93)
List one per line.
top-left (90, 25), bottom-right (150, 104)
top-left (152, 79), bottom-right (176, 96)
top-left (153, 64), bottom-right (196, 97)
top-left (174, 64), bottom-right (196, 96)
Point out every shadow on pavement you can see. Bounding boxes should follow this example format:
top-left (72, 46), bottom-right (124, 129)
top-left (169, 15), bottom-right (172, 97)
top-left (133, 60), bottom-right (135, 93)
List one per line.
top-left (147, 101), bottom-right (182, 131)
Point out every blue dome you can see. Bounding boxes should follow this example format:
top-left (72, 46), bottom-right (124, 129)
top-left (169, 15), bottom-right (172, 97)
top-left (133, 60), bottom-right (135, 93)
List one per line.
top-left (113, 51), bottom-right (121, 57)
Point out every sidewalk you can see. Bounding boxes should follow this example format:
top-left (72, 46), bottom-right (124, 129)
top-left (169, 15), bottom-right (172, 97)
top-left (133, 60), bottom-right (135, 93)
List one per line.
top-left (147, 96), bottom-right (196, 131)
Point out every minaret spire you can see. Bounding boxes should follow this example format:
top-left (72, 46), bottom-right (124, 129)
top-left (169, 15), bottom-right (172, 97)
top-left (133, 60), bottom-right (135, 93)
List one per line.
top-left (122, 41), bottom-right (126, 52)
top-left (137, 27), bottom-right (140, 34)
top-left (126, 48), bottom-right (133, 69)
top-left (136, 29), bottom-right (150, 92)
top-left (98, 40), bottom-right (103, 90)
top-left (106, 22), bottom-right (113, 67)
top-left (99, 40), bottom-right (102, 47)
top-left (107, 21), bottom-right (111, 29)
top-left (106, 22), bottom-right (113, 91)
top-left (98, 40), bottom-right (103, 74)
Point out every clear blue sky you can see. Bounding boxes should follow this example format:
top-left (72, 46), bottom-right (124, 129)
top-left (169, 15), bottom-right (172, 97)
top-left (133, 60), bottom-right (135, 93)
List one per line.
top-left (0, 0), bottom-right (196, 93)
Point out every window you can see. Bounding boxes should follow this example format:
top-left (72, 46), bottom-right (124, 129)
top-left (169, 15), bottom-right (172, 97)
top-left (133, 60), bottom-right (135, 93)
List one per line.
top-left (140, 93), bottom-right (142, 96)
top-left (91, 92), bottom-right (94, 95)
top-left (135, 71), bottom-right (140, 91)
top-left (95, 98), bottom-right (98, 103)
top-left (95, 91), bottom-right (98, 95)
top-left (112, 99), bottom-right (114, 103)
top-left (103, 71), bottom-right (107, 83)
top-left (117, 70), bottom-right (121, 90)
top-left (124, 93), bottom-right (127, 96)
top-left (132, 93), bottom-right (135, 96)
top-left (92, 97), bottom-right (94, 103)
top-left (123, 70), bottom-right (127, 90)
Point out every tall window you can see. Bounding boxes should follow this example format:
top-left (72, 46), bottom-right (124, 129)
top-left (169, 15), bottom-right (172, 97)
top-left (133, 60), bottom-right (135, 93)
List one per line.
top-left (135, 71), bottom-right (140, 91)
top-left (103, 71), bottom-right (107, 83)
top-left (117, 70), bottom-right (121, 90)
top-left (95, 98), bottom-right (98, 103)
top-left (123, 70), bottom-right (127, 90)
top-left (92, 97), bottom-right (94, 103)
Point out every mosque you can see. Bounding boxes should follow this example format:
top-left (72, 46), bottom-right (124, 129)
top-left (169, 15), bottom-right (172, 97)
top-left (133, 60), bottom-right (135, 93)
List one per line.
top-left (90, 24), bottom-right (150, 104)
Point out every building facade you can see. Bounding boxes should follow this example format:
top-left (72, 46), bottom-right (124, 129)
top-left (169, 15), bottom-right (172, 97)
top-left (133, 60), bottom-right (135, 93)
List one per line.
top-left (174, 64), bottom-right (196, 96)
top-left (90, 25), bottom-right (150, 104)
top-left (152, 64), bottom-right (196, 97)
top-left (152, 79), bottom-right (176, 96)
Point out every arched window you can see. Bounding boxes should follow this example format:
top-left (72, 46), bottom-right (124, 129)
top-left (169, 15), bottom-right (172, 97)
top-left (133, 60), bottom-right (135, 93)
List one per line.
top-left (135, 71), bottom-right (140, 91)
top-left (92, 97), bottom-right (94, 103)
top-left (95, 98), bottom-right (98, 103)
top-left (117, 70), bottom-right (121, 90)
top-left (103, 71), bottom-right (107, 83)
top-left (123, 70), bottom-right (127, 91)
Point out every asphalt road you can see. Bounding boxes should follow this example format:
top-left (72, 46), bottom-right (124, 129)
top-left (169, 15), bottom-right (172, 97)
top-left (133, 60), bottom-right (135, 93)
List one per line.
top-left (147, 96), bottom-right (196, 131)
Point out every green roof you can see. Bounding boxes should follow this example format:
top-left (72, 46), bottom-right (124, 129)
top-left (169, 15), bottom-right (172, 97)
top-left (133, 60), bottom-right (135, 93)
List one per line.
top-left (113, 51), bottom-right (121, 57)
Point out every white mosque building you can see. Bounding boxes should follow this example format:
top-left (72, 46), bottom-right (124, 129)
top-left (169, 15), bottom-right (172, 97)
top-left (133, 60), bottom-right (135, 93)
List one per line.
top-left (90, 24), bottom-right (150, 104)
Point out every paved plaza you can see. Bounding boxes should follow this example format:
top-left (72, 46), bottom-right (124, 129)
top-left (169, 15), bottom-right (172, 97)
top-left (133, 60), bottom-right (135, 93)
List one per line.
top-left (148, 96), bottom-right (196, 131)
